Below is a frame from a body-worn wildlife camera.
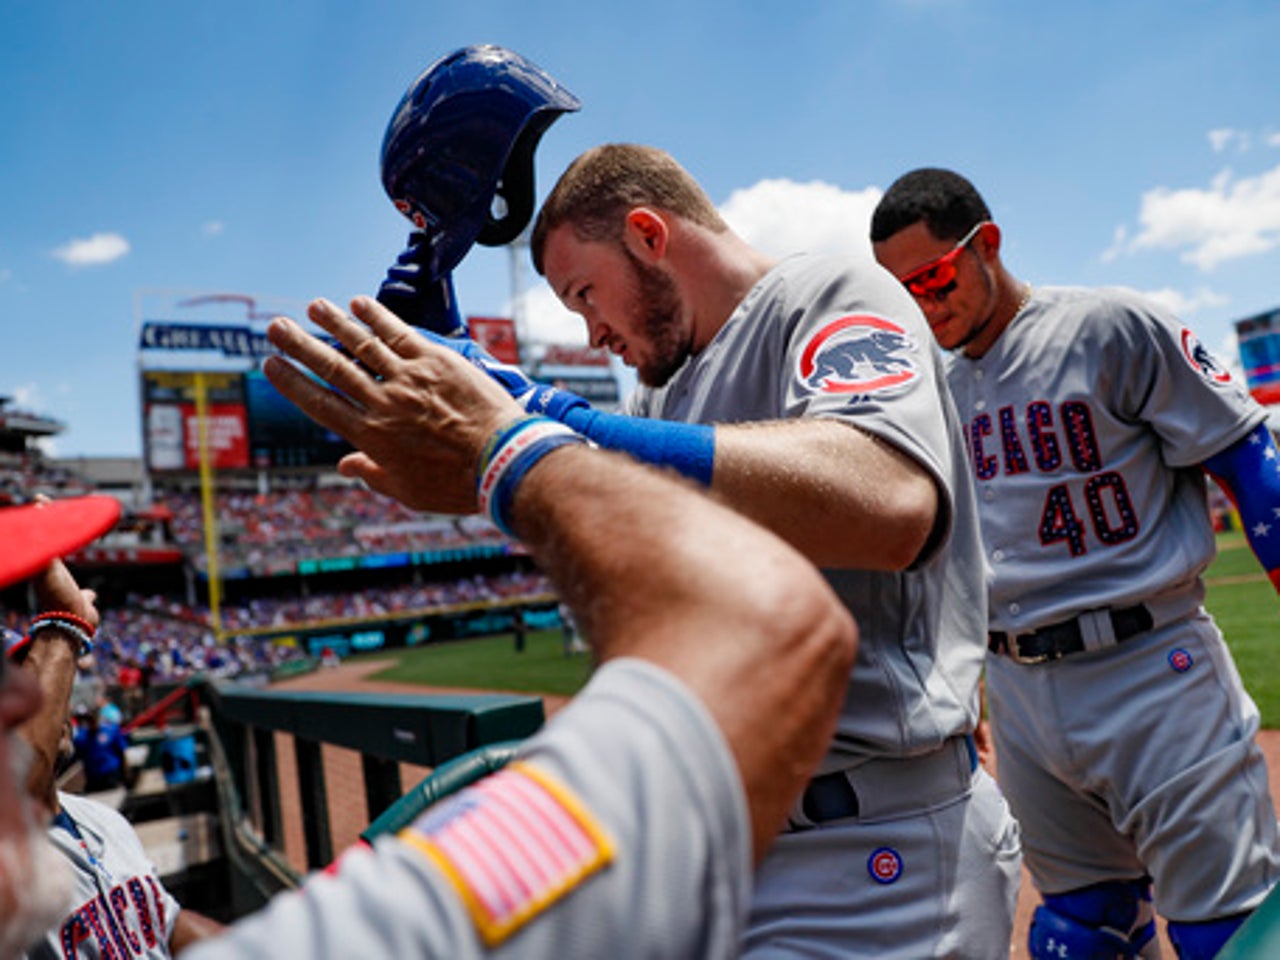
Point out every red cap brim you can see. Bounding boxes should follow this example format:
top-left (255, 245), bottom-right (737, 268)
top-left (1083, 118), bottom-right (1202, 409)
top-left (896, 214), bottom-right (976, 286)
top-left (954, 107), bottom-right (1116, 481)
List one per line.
top-left (0, 495), bottom-right (122, 590)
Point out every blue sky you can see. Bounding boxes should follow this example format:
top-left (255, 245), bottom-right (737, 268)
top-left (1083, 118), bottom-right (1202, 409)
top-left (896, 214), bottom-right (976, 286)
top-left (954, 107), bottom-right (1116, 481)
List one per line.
top-left (3, 1), bottom-right (1279, 457)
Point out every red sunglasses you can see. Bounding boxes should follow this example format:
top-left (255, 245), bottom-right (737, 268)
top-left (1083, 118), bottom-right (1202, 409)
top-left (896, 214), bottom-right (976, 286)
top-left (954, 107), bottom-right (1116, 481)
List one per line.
top-left (898, 221), bottom-right (988, 298)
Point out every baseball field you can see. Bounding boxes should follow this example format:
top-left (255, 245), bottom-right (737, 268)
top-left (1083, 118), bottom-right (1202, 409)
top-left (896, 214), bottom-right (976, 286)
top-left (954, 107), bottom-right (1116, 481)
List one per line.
top-left (286, 531), bottom-right (1276, 957)
top-left (364, 531), bottom-right (1280, 726)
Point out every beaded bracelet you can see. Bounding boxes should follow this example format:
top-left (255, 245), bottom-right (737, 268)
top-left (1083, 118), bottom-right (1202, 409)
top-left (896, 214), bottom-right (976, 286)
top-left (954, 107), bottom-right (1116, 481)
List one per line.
top-left (477, 416), bottom-right (587, 537)
top-left (29, 610), bottom-right (96, 658)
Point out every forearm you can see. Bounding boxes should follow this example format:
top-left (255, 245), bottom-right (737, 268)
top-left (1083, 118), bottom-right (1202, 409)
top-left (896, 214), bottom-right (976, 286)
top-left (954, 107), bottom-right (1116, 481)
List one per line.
top-left (509, 444), bottom-right (857, 859)
top-left (15, 631), bottom-right (80, 808)
top-left (710, 418), bottom-right (938, 570)
top-left (172, 908), bottom-right (227, 951)
top-left (1203, 421), bottom-right (1280, 592)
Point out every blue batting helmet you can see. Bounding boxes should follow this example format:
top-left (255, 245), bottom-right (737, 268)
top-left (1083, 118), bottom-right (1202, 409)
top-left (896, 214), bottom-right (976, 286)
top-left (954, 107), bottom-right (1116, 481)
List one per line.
top-left (380, 44), bottom-right (581, 281)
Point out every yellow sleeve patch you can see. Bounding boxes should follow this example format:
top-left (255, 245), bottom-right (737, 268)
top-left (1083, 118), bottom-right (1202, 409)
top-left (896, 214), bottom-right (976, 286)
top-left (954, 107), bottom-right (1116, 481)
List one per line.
top-left (397, 760), bottom-right (615, 947)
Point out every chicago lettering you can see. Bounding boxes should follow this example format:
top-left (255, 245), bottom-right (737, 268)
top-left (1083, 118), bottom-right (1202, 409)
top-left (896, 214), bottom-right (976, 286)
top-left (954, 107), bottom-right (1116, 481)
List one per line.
top-left (967, 400), bottom-right (1139, 557)
top-left (59, 875), bottom-right (167, 958)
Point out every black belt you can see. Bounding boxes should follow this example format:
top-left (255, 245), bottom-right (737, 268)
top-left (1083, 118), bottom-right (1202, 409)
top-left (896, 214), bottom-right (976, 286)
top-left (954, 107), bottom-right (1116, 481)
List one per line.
top-left (799, 736), bottom-right (978, 825)
top-left (987, 604), bottom-right (1153, 664)
top-left (800, 770), bottom-right (860, 824)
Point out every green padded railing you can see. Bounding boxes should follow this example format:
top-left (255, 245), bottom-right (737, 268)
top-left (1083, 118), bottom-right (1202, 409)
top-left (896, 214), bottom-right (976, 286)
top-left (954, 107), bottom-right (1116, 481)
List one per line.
top-left (201, 681), bottom-right (544, 878)
top-left (1219, 884), bottom-right (1280, 958)
top-left (361, 740), bottom-right (523, 844)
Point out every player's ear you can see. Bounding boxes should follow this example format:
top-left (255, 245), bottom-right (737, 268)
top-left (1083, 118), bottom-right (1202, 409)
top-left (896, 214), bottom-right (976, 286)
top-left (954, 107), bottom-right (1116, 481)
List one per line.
top-left (623, 208), bottom-right (669, 263)
top-left (974, 221), bottom-right (1002, 261)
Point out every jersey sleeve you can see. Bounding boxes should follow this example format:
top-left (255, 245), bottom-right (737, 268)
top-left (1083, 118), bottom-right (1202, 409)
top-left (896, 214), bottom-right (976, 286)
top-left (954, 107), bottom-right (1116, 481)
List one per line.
top-left (779, 257), bottom-right (963, 548)
top-left (1103, 291), bottom-right (1265, 466)
top-left (181, 658), bottom-right (751, 960)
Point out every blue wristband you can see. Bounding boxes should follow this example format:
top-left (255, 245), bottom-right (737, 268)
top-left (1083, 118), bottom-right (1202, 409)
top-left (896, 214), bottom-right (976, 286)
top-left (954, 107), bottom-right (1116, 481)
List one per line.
top-left (477, 417), bottom-right (588, 537)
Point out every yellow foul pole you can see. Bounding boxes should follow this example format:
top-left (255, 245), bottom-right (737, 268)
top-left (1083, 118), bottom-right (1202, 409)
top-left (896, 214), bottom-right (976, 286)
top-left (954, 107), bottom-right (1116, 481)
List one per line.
top-left (193, 371), bottom-right (223, 640)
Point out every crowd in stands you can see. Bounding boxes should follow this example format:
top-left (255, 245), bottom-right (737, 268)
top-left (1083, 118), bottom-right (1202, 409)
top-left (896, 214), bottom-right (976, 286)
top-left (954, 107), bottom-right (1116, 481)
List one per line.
top-left (1, 464), bottom-right (561, 703)
top-left (161, 486), bottom-right (512, 574)
top-left (0, 452), bottom-right (96, 505)
top-left (206, 569), bottom-right (553, 632)
top-left (3, 566), bottom-right (556, 695)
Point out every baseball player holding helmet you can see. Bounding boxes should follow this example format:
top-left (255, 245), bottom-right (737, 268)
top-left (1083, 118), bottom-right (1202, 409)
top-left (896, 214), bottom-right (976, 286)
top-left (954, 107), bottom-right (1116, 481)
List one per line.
top-left (366, 46), bottom-right (1022, 957)
top-left (177, 46), bottom-right (856, 960)
top-left (182, 292), bottom-right (858, 959)
top-left (872, 167), bottom-right (1280, 960)
top-left (386, 137), bottom-right (1023, 960)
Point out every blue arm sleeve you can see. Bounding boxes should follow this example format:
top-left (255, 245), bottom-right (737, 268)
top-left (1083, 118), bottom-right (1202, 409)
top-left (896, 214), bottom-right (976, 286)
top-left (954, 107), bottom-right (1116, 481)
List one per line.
top-left (562, 406), bottom-right (715, 487)
top-left (432, 335), bottom-right (717, 487)
top-left (1203, 422), bottom-right (1280, 590)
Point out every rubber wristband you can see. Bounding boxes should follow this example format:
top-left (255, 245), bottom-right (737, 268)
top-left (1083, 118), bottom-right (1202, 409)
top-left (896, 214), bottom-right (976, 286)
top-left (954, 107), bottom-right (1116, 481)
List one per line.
top-left (30, 610), bottom-right (96, 638)
top-left (477, 416), bottom-right (586, 537)
top-left (29, 618), bottom-right (94, 658)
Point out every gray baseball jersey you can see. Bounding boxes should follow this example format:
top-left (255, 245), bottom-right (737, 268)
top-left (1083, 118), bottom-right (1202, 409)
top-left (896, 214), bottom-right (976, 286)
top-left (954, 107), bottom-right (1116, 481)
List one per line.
top-left (946, 285), bottom-right (1266, 633)
top-left (956, 285), bottom-right (1280, 918)
top-left (25, 792), bottom-right (181, 959)
top-left (626, 253), bottom-right (988, 762)
top-left (626, 253), bottom-right (1022, 957)
top-left (184, 657), bottom-right (752, 959)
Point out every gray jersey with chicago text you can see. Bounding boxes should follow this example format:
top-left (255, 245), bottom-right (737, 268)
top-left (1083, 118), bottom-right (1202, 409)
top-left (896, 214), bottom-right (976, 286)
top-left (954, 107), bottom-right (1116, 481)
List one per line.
top-left (25, 792), bottom-right (181, 959)
top-left (945, 285), bottom-right (1265, 633)
top-left (184, 658), bottom-right (751, 960)
top-left (967, 285), bottom-right (1280, 918)
top-left (626, 253), bottom-right (988, 764)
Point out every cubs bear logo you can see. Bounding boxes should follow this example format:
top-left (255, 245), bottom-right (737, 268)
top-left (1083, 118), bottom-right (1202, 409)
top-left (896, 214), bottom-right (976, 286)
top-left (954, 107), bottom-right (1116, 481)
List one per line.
top-left (1168, 648), bottom-right (1194, 673)
top-left (798, 315), bottom-right (918, 395)
top-left (1180, 328), bottom-right (1231, 384)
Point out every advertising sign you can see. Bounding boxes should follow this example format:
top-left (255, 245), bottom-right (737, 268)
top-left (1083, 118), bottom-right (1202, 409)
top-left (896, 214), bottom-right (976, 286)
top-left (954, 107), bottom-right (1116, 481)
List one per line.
top-left (468, 316), bottom-right (521, 365)
top-left (1236, 307), bottom-right (1280, 406)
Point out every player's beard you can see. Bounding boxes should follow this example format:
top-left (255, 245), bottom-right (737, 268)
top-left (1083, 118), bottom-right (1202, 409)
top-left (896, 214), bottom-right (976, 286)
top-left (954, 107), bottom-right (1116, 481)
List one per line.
top-left (624, 249), bottom-right (689, 389)
top-left (0, 733), bottom-right (75, 957)
top-left (952, 257), bottom-right (1001, 358)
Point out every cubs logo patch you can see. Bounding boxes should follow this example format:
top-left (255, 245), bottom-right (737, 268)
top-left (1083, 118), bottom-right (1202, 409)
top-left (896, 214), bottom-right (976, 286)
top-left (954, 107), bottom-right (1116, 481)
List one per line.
top-left (867, 846), bottom-right (903, 884)
top-left (1168, 648), bottom-right (1194, 673)
top-left (1180, 328), bottom-right (1231, 384)
top-left (398, 761), bottom-right (614, 946)
top-left (797, 315), bottom-right (919, 395)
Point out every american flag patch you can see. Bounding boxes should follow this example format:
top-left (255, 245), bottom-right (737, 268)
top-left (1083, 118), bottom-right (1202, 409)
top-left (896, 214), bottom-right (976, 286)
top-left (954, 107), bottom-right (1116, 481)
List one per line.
top-left (398, 760), bottom-right (614, 946)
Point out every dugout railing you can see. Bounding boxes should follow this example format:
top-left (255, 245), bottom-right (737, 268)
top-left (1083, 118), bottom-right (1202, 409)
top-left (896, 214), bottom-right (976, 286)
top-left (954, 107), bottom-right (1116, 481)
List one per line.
top-left (109, 677), bottom-right (1280, 950)
top-left (194, 678), bottom-right (545, 919)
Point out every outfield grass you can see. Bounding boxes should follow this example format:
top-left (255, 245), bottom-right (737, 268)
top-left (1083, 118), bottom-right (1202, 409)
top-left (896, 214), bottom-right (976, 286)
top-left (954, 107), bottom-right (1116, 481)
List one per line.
top-left (364, 630), bottom-right (596, 697)
top-left (1205, 534), bottom-right (1280, 728)
top-left (359, 532), bottom-right (1279, 724)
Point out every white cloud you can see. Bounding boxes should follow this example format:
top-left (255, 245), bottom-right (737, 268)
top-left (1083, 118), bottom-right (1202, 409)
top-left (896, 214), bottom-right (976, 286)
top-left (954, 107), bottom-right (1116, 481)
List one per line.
top-left (201, 221), bottom-right (225, 237)
top-left (1100, 224), bottom-right (1129, 263)
top-left (0, 267), bottom-right (11, 284)
top-left (720, 179), bottom-right (882, 261)
top-left (1121, 284), bottom-right (1229, 318)
top-left (515, 284), bottom-right (588, 346)
top-left (52, 232), bottom-right (130, 267)
top-left (1208, 128), bottom-right (1253, 153)
top-left (33, 436), bottom-right (59, 458)
top-left (1208, 128), bottom-right (1238, 153)
top-left (9, 382), bottom-right (47, 411)
top-left (1268, 132), bottom-right (1280, 149)
top-left (1216, 330), bottom-right (1246, 383)
top-left (1122, 163), bottom-right (1280, 270)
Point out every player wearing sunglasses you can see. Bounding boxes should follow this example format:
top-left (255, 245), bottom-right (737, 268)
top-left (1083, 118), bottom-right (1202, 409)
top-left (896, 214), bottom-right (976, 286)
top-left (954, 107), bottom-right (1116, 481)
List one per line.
top-left (880, 213), bottom-right (1020, 357)
top-left (872, 167), bottom-right (1280, 960)
top-left (896, 219), bottom-right (988, 301)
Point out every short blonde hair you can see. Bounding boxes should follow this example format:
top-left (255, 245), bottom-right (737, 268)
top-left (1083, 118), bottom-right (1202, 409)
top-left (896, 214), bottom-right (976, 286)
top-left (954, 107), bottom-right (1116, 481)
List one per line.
top-left (531, 144), bottom-right (726, 274)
